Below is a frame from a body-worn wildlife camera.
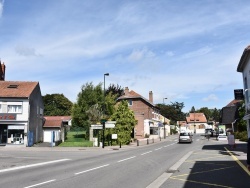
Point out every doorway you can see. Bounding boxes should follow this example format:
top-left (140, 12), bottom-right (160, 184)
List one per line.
top-left (0, 124), bottom-right (7, 145)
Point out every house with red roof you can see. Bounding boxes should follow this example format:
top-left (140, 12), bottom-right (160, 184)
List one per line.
top-left (117, 87), bottom-right (169, 139)
top-left (186, 112), bottom-right (208, 134)
top-left (0, 61), bottom-right (44, 147)
top-left (43, 116), bottom-right (71, 144)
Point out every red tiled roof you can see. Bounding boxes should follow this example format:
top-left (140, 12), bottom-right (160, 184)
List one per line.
top-left (118, 89), bottom-right (155, 107)
top-left (226, 99), bottom-right (242, 107)
top-left (186, 113), bottom-right (207, 123)
top-left (0, 81), bottom-right (38, 98)
top-left (43, 116), bottom-right (71, 128)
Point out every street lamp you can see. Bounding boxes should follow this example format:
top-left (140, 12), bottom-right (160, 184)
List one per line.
top-left (163, 97), bottom-right (167, 139)
top-left (102, 73), bottom-right (109, 148)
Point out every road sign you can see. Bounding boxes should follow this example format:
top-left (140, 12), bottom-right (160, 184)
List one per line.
top-left (106, 121), bottom-right (116, 124)
top-left (105, 123), bottom-right (115, 128)
top-left (91, 125), bottom-right (103, 129)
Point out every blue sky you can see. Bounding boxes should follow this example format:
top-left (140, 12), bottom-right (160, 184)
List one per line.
top-left (0, 0), bottom-right (249, 112)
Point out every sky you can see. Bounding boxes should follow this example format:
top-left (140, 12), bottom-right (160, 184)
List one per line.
top-left (0, 0), bottom-right (249, 113)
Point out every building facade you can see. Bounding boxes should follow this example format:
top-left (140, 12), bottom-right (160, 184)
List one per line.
top-left (0, 61), bottom-right (44, 146)
top-left (237, 45), bottom-right (250, 139)
top-left (117, 87), bottom-right (169, 139)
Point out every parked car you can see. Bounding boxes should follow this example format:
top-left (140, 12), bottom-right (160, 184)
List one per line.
top-left (179, 132), bottom-right (192, 143)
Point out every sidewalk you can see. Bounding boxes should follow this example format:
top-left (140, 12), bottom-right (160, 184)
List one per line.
top-left (161, 138), bottom-right (250, 188)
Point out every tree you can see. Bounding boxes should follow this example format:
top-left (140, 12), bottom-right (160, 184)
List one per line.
top-left (106, 84), bottom-right (124, 98)
top-left (237, 101), bottom-right (247, 132)
top-left (72, 82), bottom-right (117, 139)
top-left (109, 100), bottom-right (137, 145)
top-left (157, 101), bottom-right (186, 125)
top-left (43, 94), bottom-right (73, 116)
top-left (72, 82), bottom-right (103, 131)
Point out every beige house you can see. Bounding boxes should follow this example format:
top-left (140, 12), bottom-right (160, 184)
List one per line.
top-left (186, 113), bottom-right (208, 134)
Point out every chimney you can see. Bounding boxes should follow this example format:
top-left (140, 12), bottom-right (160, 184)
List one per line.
top-left (149, 91), bottom-right (153, 103)
top-left (0, 61), bottom-right (5, 81)
top-left (124, 87), bottom-right (129, 95)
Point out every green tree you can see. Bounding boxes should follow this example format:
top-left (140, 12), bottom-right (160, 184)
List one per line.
top-left (43, 94), bottom-right (73, 116)
top-left (157, 101), bottom-right (186, 125)
top-left (109, 100), bottom-right (137, 145)
top-left (106, 84), bottom-right (124, 98)
top-left (72, 82), bottom-right (117, 139)
top-left (72, 82), bottom-right (103, 130)
top-left (237, 101), bottom-right (247, 132)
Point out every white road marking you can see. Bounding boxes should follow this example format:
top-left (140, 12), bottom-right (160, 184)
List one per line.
top-left (117, 156), bottom-right (136, 163)
top-left (75, 164), bottom-right (109, 175)
top-left (155, 147), bottom-right (162, 150)
top-left (141, 151), bottom-right (152, 155)
top-left (0, 159), bottom-right (71, 173)
top-left (24, 179), bottom-right (56, 188)
top-left (75, 164), bottom-right (110, 175)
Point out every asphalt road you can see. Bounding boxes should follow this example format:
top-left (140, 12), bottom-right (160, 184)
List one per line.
top-left (0, 134), bottom-right (223, 188)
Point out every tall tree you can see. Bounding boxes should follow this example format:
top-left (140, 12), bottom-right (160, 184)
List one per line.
top-left (72, 82), bottom-right (117, 139)
top-left (72, 82), bottom-right (103, 130)
top-left (106, 84), bottom-right (124, 98)
top-left (157, 101), bottom-right (186, 125)
top-left (43, 94), bottom-right (73, 116)
top-left (109, 100), bottom-right (137, 145)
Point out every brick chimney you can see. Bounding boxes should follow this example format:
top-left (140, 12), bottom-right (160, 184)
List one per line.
top-left (124, 87), bottom-right (129, 95)
top-left (149, 91), bottom-right (153, 103)
top-left (0, 61), bottom-right (5, 81)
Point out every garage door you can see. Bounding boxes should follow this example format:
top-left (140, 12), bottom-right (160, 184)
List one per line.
top-left (43, 131), bottom-right (51, 142)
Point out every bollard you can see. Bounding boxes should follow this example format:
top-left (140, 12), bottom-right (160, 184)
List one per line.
top-left (147, 139), bottom-right (149, 145)
top-left (153, 138), bottom-right (154, 143)
top-left (137, 140), bottom-right (139, 146)
top-left (160, 137), bottom-right (161, 141)
top-left (120, 141), bottom-right (121, 148)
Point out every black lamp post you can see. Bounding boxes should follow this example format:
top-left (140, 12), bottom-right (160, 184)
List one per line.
top-left (102, 73), bottom-right (109, 148)
top-left (163, 98), bottom-right (167, 139)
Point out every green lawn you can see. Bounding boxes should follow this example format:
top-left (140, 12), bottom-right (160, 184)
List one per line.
top-left (58, 131), bottom-right (93, 147)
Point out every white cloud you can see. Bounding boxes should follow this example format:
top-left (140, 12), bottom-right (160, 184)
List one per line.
top-left (0, 0), bottom-right (4, 18)
top-left (15, 45), bottom-right (41, 57)
top-left (202, 94), bottom-right (218, 102)
top-left (182, 46), bottom-right (212, 59)
top-left (128, 48), bottom-right (156, 62)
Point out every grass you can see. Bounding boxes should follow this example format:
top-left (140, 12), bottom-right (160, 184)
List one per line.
top-left (58, 131), bottom-right (93, 147)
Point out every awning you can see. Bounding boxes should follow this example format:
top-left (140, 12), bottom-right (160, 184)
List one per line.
top-left (158, 122), bottom-right (164, 127)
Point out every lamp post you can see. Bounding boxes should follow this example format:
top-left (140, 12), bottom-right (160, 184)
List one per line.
top-left (163, 98), bottom-right (167, 139)
top-left (194, 107), bottom-right (196, 134)
top-left (102, 73), bottom-right (109, 148)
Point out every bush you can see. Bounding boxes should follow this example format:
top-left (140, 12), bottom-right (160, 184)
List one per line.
top-left (234, 131), bottom-right (248, 142)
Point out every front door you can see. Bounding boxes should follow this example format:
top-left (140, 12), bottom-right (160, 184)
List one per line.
top-left (0, 124), bottom-right (7, 144)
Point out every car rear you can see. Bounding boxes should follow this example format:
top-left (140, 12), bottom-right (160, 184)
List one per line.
top-left (179, 132), bottom-right (192, 143)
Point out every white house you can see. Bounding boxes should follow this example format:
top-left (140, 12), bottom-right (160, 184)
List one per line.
top-left (0, 81), bottom-right (44, 146)
top-left (237, 45), bottom-right (250, 139)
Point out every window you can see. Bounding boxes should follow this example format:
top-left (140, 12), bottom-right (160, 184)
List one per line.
top-left (150, 127), bottom-right (158, 135)
top-left (8, 105), bottom-right (22, 113)
top-left (128, 99), bottom-right (133, 106)
top-left (0, 104), bottom-right (1, 112)
top-left (6, 102), bottom-right (22, 113)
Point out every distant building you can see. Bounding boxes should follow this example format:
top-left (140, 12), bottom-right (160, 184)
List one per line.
top-left (117, 87), bottom-right (169, 139)
top-left (219, 99), bottom-right (242, 131)
top-left (186, 113), bottom-right (208, 134)
top-left (43, 116), bottom-right (72, 145)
